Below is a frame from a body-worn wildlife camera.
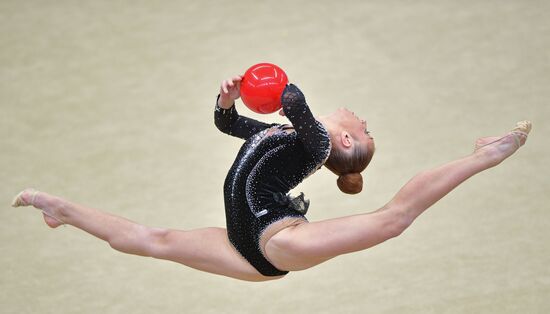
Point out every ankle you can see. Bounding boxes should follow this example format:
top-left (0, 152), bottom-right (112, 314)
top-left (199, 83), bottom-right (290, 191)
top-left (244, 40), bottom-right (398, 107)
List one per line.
top-left (472, 146), bottom-right (502, 168)
top-left (35, 193), bottom-right (68, 220)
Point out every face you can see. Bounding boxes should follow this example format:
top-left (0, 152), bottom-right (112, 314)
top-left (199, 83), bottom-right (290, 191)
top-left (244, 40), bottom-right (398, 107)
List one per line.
top-left (332, 108), bottom-right (375, 151)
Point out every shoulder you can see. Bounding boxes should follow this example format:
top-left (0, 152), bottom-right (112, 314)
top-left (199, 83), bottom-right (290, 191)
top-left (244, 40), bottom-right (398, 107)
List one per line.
top-left (316, 121), bottom-right (332, 162)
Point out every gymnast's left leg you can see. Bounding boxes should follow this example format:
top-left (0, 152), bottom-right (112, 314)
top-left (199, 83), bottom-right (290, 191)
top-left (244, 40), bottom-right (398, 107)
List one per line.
top-left (11, 190), bottom-right (280, 282)
top-left (264, 121), bottom-right (531, 272)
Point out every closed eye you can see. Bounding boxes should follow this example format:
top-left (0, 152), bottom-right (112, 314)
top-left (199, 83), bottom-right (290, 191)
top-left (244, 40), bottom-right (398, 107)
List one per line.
top-left (365, 129), bottom-right (373, 138)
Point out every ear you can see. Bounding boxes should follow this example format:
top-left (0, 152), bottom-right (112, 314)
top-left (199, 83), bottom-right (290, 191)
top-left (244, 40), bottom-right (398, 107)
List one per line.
top-left (340, 131), bottom-right (352, 148)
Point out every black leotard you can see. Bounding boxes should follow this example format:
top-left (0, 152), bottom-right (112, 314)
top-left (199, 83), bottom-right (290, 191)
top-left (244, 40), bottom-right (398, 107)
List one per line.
top-left (214, 84), bottom-right (331, 276)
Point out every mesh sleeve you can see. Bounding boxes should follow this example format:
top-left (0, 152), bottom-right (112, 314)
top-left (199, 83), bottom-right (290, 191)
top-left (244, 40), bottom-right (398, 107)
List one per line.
top-left (214, 95), bottom-right (274, 140)
top-left (281, 84), bottom-right (331, 161)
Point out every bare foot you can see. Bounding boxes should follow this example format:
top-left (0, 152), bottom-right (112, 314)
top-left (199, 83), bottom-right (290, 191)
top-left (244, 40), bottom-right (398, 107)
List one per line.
top-left (474, 121), bottom-right (532, 166)
top-left (12, 189), bottom-right (65, 228)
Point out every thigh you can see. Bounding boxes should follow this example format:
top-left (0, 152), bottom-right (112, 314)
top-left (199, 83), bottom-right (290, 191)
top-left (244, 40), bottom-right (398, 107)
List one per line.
top-left (155, 227), bottom-right (284, 282)
top-left (264, 208), bottom-right (407, 271)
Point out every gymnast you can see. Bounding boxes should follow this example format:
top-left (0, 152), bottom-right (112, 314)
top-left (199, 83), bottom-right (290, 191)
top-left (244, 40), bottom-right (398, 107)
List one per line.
top-left (12, 75), bottom-right (531, 282)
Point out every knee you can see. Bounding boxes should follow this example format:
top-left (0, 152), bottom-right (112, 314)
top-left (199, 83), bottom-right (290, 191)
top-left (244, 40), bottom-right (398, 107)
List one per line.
top-left (383, 206), bottom-right (414, 238)
top-left (143, 227), bottom-right (173, 258)
top-left (107, 226), bottom-right (172, 258)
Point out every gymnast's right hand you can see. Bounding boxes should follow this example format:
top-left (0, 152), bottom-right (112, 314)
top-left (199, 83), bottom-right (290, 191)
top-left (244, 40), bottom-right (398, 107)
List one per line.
top-left (218, 75), bottom-right (243, 109)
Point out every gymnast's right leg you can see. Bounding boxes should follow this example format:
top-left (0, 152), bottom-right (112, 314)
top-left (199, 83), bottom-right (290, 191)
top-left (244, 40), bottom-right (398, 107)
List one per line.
top-left (11, 190), bottom-right (279, 282)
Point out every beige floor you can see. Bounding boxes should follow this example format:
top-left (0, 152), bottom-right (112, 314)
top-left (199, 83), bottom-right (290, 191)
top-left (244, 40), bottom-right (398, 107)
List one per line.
top-left (1, 1), bottom-right (549, 313)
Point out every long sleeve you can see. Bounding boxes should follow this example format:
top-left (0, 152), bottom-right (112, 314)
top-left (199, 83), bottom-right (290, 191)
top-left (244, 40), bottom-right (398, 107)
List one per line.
top-left (281, 84), bottom-right (331, 160)
top-left (214, 95), bottom-right (274, 140)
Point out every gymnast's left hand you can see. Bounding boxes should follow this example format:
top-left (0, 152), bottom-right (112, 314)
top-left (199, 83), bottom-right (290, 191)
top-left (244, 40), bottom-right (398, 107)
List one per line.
top-left (218, 75), bottom-right (243, 109)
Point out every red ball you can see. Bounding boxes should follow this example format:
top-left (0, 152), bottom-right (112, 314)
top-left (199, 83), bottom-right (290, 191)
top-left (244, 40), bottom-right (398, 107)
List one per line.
top-left (240, 63), bottom-right (288, 114)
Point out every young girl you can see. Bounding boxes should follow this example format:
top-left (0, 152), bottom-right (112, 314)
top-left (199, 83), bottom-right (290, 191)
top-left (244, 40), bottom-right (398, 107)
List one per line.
top-left (12, 75), bottom-right (531, 282)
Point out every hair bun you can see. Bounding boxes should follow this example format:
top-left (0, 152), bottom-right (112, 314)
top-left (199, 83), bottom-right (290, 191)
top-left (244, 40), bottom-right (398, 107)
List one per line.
top-left (337, 173), bottom-right (363, 194)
